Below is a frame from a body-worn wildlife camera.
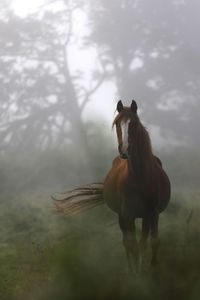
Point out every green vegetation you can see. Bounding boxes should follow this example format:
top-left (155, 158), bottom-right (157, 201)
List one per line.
top-left (0, 145), bottom-right (200, 299)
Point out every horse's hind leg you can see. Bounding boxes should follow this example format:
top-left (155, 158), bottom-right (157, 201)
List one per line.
top-left (150, 212), bottom-right (160, 266)
top-left (119, 215), bottom-right (139, 273)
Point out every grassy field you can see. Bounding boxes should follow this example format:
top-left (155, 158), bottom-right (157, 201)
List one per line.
top-left (0, 149), bottom-right (200, 299)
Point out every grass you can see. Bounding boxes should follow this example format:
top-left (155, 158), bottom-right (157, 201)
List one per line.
top-left (0, 147), bottom-right (200, 299)
top-left (0, 188), bottom-right (200, 300)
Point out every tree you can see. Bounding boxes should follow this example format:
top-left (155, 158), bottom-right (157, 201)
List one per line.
top-left (87, 0), bottom-right (200, 146)
top-left (0, 0), bottom-right (105, 152)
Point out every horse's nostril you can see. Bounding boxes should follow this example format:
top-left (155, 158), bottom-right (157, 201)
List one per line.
top-left (120, 153), bottom-right (128, 159)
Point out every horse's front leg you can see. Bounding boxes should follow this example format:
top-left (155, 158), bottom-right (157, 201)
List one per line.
top-left (119, 215), bottom-right (139, 273)
top-left (140, 216), bottom-right (151, 270)
top-left (150, 211), bottom-right (160, 266)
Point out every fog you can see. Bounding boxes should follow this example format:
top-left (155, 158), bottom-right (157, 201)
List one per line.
top-left (0, 0), bottom-right (200, 299)
top-left (1, 0), bottom-right (200, 152)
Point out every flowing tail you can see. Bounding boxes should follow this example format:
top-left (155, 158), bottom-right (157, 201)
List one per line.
top-left (52, 182), bottom-right (104, 216)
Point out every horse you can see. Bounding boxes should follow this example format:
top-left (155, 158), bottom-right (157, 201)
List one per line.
top-left (103, 100), bottom-right (171, 271)
top-left (53, 99), bottom-right (170, 272)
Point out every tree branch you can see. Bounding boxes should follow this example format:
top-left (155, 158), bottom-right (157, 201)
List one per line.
top-left (80, 74), bottom-right (106, 112)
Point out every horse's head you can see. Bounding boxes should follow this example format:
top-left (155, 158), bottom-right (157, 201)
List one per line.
top-left (113, 100), bottom-right (139, 159)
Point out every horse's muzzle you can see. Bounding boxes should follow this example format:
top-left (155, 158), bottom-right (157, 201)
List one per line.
top-left (120, 153), bottom-right (128, 159)
top-left (118, 142), bottom-right (129, 159)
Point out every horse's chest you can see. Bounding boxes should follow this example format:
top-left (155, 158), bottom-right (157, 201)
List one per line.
top-left (104, 178), bottom-right (148, 216)
top-left (121, 186), bottom-right (149, 217)
top-left (103, 159), bottom-right (164, 216)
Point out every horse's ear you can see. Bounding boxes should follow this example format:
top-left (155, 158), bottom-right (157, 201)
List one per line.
top-left (117, 100), bottom-right (124, 112)
top-left (131, 100), bottom-right (137, 113)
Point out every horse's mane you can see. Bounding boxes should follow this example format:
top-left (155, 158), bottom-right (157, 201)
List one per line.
top-left (133, 120), bottom-right (153, 159)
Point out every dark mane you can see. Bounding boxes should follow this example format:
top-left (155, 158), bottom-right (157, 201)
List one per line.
top-left (132, 120), bottom-right (153, 159)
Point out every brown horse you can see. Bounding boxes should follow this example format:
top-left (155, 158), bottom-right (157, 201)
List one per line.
top-left (103, 100), bottom-right (170, 271)
top-left (54, 100), bottom-right (170, 272)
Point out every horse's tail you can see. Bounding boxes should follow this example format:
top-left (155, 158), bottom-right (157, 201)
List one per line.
top-left (52, 182), bottom-right (104, 216)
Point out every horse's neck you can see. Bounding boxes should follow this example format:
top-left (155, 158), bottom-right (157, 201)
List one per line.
top-left (128, 133), bottom-right (154, 181)
top-left (129, 150), bottom-right (152, 175)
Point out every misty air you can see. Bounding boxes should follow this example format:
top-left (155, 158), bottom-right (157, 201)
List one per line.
top-left (0, 0), bottom-right (200, 299)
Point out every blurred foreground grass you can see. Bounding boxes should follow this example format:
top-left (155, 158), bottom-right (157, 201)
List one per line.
top-left (0, 147), bottom-right (200, 300)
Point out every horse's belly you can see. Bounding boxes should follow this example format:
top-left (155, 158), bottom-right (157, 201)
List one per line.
top-left (103, 173), bottom-right (146, 216)
top-left (104, 185), bottom-right (147, 217)
top-left (158, 172), bottom-right (171, 213)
